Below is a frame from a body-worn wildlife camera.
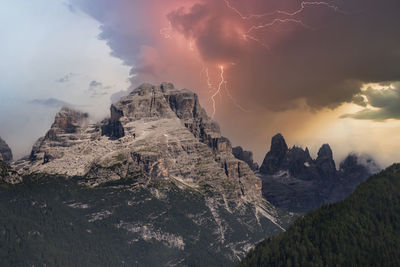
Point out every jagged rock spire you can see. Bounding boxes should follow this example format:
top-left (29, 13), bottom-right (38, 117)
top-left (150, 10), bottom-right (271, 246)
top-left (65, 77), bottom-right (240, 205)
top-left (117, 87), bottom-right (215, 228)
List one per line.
top-left (260, 133), bottom-right (288, 174)
top-left (316, 144), bottom-right (336, 180)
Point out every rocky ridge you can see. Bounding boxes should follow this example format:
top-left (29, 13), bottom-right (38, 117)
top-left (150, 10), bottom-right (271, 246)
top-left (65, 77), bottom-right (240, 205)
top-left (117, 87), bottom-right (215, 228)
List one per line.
top-left (16, 83), bottom-right (264, 202)
top-left (232, 146), bottom-right (259, 171)
top-left (259, 134), bottom-right (380, 213)
top-left (12, 83), bottom-right (292, 264)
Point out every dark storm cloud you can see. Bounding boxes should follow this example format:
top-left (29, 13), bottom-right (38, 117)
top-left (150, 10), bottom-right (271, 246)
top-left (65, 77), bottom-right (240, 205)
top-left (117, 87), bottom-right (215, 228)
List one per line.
top-left (167, 0), bottom-right (400, 109)
top-left (342, 83), bottom-right (400, 121)
top-left (69, 0), bottom-right (400, 111)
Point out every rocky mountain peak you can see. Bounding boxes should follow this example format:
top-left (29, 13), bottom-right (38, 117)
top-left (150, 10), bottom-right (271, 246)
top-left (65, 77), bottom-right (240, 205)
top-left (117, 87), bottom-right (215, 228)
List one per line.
top-left (270, 134), bottom-right (288, 154)
top-left (46, 107), bottom-right (89, 139)
top-left (317, 144), bottom-right (333, 160)
top-left (0, 136), bottom-right (13, 163)
top-left (315, 144), bottom-right (336, 180)
top-left (340, 153), bottom-right (358, 169)
top-left (16, 83), bottom-right (273, 203)
top-left (260, 133), bottom-right (288, 174)
top-left (339, 153), bottom-right (381, 180)
top-left (107, 83), bottom-right (229, 153)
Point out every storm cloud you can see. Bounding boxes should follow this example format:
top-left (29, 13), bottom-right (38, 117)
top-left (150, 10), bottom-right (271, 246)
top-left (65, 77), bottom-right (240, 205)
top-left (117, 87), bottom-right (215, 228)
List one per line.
top-left (69, 0), bottom-right (400, 112)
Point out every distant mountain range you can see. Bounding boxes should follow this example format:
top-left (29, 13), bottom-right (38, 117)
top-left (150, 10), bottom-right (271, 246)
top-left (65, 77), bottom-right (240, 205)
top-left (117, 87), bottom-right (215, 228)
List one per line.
top-left (257, 133), bottom-right (380, 213)
top-left (239, 163), bottom-right (400, 266)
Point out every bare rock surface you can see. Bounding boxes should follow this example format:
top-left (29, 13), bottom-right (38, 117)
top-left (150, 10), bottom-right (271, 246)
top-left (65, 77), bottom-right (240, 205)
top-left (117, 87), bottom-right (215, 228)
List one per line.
top-left (232, 146), bottom-right (259, 171)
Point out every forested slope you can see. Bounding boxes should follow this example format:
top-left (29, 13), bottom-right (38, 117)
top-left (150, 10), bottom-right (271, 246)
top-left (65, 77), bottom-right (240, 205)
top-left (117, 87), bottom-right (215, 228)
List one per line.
top-left (240, 164), bottom-right (400, 267)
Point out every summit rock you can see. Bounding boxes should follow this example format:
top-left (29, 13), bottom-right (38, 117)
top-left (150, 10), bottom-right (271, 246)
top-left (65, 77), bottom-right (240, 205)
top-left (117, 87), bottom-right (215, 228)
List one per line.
top-left (259, 134), bottom-right (288, 174)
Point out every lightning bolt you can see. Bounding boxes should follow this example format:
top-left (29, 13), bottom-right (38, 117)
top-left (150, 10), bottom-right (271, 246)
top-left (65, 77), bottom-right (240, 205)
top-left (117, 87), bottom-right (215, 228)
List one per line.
top-left (224, 0), bottom-right (343, 20)
top-left (159, 1), bottom-right (343, 118)
top-left (224, 0), bottom-right (343, 49)
top-left (208, 65), bottom-right (250, 118)
top-left (210, 65), bottom-right (224, 118)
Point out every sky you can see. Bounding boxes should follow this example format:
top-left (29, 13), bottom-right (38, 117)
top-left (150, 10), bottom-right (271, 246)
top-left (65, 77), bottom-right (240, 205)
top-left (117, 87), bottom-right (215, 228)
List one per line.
top-left (1, 0), bottom-right (400, 167)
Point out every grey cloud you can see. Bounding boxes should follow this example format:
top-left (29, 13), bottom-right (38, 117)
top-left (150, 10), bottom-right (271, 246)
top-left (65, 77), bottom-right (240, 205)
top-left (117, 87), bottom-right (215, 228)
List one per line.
top-left (56, 72), bottom-right (77, 83)
top-left (342, 83), bottom-right (400, 121)
top-left (28, 98), bottom-right (71, 108)
top-left (64, 2), bottom-right (77, 13)
top-left (88, 80), bottom-right (112, 97)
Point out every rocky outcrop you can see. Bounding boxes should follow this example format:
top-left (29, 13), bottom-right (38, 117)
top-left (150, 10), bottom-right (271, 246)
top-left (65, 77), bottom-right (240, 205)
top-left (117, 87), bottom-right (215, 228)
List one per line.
top-left (232, 146), bottom-right (259, 171)
top-left (0, 137), bottom-right (13, 163)
top-left (101, 105), bottom-right (125, 139)
top-left (259, 134), bottom-right (380, 213)
top-left (27, 107), bottom-right (91, 164)
top-left (13, 83), bottom-right (292, 263)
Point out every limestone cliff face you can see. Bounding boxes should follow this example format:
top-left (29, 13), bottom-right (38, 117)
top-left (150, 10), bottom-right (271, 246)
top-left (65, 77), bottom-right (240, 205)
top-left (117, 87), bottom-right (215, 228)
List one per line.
top-left (13, 83), bottom-right (291, 262)
top-left (18, 83), bottom-right (263, 201)
top-left (232, 146), bottom-right (259, 171)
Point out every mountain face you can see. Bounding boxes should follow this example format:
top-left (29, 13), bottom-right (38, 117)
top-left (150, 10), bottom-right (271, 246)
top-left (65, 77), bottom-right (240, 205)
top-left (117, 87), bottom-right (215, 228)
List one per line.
top-left (0, 136), bottom-right (12, 163)
top-left (10, 83), bottom-right (292, 266)
top-left (259, 134), bottom-right (380, 213)
top-left (239, 164), bottom-right (400, 267)
top-left (232, 146), bottom-right (259, 171)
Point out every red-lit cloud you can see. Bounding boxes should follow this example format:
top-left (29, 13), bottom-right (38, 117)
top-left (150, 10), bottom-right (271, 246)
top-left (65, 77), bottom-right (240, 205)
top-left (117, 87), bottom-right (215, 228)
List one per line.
top-left (70, 0), bottom-right (400, 114)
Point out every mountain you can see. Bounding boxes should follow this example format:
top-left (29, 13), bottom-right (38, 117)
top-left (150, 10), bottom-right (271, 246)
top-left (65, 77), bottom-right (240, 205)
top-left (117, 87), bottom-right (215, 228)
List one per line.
top-left (8, 83), bottom-right (292, 266)
top-left (259, 134), bottom-right (380, 213)
top-left (239, 164), bottom-right (400, 266)
top-left (0, 136), bottom-right (13, 163)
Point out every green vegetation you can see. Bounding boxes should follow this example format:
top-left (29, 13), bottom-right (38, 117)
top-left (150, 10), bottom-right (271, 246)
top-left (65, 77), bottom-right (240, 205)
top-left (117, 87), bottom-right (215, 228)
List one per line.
top-left (0, 172), bottom-right (282, 266)
top-left (0, 160), bottom-right (10, 177)
top-left (239, 164), bottom-right (400, 267)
